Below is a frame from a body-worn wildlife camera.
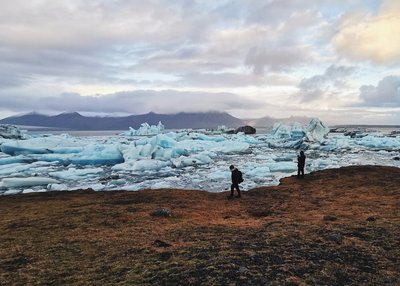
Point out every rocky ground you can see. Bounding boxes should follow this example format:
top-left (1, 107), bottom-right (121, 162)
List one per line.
top-left (0, 165), bottom-right (399, 286)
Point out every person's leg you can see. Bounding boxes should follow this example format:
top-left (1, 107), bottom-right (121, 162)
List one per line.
top-left (301, 168), bottom-right (304, 178)
top-left (230, 184), bottom-right (234, 196)
top-left (236, 184), bottom-right (241, 197)
top-left (297, 167), bottom-right (300, 178)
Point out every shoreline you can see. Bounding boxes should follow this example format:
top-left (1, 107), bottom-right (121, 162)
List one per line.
top-left (1, 164), bottom-right (398, 197)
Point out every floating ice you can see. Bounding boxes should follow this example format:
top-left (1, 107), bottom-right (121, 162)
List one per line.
top-left (50, 167), bottom-right (103, 180)
top-left (305, 118), bottom-right (330, 142)
top-left (271, 122), bottom-right (305, 140)
top-left (356, 135), bottom-right (400, 149)
top-left (1, 135), bottom-right (82, 156)
top-left (1, 177), bottom-right (59, 188)
top-left (1, 136), bottom-right (123, 165)
top-left (120, 122), bottom-right (165, 136)
top-left (47, 183), bottom-right (69, 191)
top-left (0, 124), bottom-right (29, 139)
top-left (1, 119), bottom-right (400, 195)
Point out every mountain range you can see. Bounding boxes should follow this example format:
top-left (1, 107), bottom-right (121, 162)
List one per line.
top-left (0, 112), bottom-right (313, 130)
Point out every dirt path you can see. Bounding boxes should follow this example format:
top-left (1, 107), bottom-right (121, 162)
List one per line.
top-left (0, 165), bottom-right (399, 285)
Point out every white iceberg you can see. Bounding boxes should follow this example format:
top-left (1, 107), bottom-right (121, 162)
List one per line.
top-left (1, 177), bottom-right (59, 188)
top-left (49, 167), bottom-right (103, 180)
top-left (304, 118), bottom-right (330, 142)
top-left (0, 124), bottom-right (29, 139)
top-left (120, 122), bottom-right (165, 136)
top-left (356, 135), bottom-right (400, 149)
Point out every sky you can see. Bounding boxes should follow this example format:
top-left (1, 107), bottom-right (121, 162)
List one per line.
top-left (0, 0), bottom-right (400, 125)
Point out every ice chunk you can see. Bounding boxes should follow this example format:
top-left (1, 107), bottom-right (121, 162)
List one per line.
top-left (0, 124), bottom-right (29, 139)
top-left (120, 122), bottom-right (165, 136)
top-left (49, 167), bottom-right (103, 180)
top-left (67, 145), bottom-right (123, 165)
top-left (305, 118), bottom-right (329, 142)
top-left (265, 161), bottom-right (297, 172)
top-left (1, 177), bottom-right (59, 188)
top-left (172, 154), bottom-right (213, 168)
top-left (356, 135), bottom-right (400, 149)
top-left (0, 162), bottom-right (54, 177)
top-left (0, 156), bottom-right (32, 165)
top-left (208, 170), bottom-right (230, 181)
top-left (151, 181), bottom-right (172, 189)
top-left (1, 136), bottom-right (124, 165)
top-left (244, 166), bottom-right (272, 178)
top-left (112, 159), bottom-right (169, 171)
top-left (271, 122), bottom-right (305, 140)
top-left (47, 183), bottom-right (69, 191)
top-left (318, 137), bottom-right (351, 151)
top-left (149, 134), bottom-right (177, 148)
top-left (190, 133), bottom-right (226, 142)
top-left (1, 135), bottom-right (82, 156)
top-left (210, 141), bottom-right (250, 153)
top-left (3, 189), bottom-right (22, 195)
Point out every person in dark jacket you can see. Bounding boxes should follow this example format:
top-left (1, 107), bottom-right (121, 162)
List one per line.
top-left (297, 151), bottom-right (306, 179)
top-left (229, 165), bottom-right (241, 198)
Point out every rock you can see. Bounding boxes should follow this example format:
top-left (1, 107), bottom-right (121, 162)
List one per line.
top-left (150, 208), bottom-right (171, 217)
top-left (326, 233), bottom-right (342, 244)
top-left (238, 266), bottom-right (248, 274)
top-left (366, 216), bottom-right (376, 222)
top-left (393, 157), bottom-right (400, 161)
top-left (158, 251), bottom-right (173, 261)
top-left (235, 125), bottom-right (256, 134)
top-left (153, 239), bottom-right (171, 247)
top-left (323, 214), bottom-right (337, 221)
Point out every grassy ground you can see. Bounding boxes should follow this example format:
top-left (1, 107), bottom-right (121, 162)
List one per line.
top-left (0, 165), bottom-right (399, 285)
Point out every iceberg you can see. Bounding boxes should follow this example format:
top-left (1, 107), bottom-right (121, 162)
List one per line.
top-left (0, 177), bottom-right (59, 188)
top-left (271, 122), bottom-right (305, 140)
top-left (49, 167), bottom-right (103, 180)
top-left (304, 118), bottom-right (330, 142)
top-left (1, 136), bottom-right (124, 165)
top-left (356, 135), bottom-right (400, 149)
top-left (266, 118), bottom-right (330, 149)
top-left (0, 124), bottom-right (29, 139)
top-left (120, 122), bottom-right (165, 136)
top-left (47, 183), bottom-right (69, 191)
top-left (171, 154), bottom-right (213, 168)
top-left (0, 119), bottom-right (399, 195)
top-left (1, 135), bottom-right (82, 156)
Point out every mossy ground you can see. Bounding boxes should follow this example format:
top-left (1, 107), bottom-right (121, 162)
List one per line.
top-left (0, 165), bottom-right (399, 285)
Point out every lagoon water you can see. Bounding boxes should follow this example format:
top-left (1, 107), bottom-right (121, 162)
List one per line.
top-left (1, 123), bottom-right (399, 195)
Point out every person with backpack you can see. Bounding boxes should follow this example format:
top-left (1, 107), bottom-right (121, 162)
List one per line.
top-left (229, 165), bottom-right (243, 198)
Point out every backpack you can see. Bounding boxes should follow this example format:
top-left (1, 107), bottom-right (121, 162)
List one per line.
top-left (238, 170), bottom-right (244, 183)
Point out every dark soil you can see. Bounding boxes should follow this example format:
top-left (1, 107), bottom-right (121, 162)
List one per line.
top-left (0, 165), bottom-right (399, 285)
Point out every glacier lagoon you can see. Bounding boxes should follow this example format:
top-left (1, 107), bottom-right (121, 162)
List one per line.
top-left (0, 121), bottom-right (399, 195)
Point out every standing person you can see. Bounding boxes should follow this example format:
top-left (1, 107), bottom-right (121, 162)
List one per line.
top-left (297, 151), bottom-right (306, 179)
top-left (229, 165), bottom-right (242, 198)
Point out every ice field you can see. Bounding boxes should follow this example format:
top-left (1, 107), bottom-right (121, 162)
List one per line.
top-left (0, 120), bottom-right (399, 195)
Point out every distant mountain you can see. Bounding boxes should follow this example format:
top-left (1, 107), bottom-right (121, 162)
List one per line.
top-left (245, 115), bottom-right (313, 127)
top-left (0, 111), bottom-right (244, 130)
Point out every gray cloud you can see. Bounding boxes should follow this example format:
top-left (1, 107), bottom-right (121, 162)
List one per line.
top-left (245, 46), bottom-right (312, 74)
top-left (359, 75), bottom-right (400, 107)
top-left (0, 90), bottom-right (264, 115)
top-left (298, 65), bottom-right (355, 102)
top-left (0, 0), bottom-right (329, 90)
top-left (177, 72), bottom-right (297, 88)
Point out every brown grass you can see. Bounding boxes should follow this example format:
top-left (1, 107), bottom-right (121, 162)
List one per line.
top-left (0, 165), bottom-right (399, 285)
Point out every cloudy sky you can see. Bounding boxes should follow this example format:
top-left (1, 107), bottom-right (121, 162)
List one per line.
top-left (0, 0), bottom-right (399, 124)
